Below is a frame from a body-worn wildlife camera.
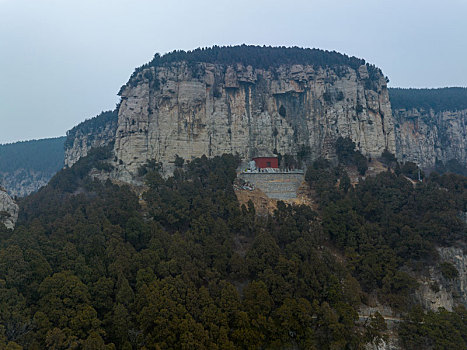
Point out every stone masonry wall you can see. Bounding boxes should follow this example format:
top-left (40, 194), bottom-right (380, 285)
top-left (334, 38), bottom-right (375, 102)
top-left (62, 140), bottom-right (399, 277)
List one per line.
top-left (239, 173), bottom-right (304, 200)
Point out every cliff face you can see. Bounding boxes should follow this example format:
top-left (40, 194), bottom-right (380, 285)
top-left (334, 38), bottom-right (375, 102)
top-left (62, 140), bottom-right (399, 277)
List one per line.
top-left (394, 108), bottom-right (467, 168)
top-left (0, 188), bottom-right (18, 229)
top-left (65, 110), bottom-right (118, 167)
top-left (63, 54), bottom-right (467, 177)
top-left (113, 62), bottom-right (395, 178)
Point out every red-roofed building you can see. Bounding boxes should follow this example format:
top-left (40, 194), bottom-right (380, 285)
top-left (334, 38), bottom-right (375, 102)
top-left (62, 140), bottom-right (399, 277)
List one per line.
top-left (253, 156), bottom-right (279, 169)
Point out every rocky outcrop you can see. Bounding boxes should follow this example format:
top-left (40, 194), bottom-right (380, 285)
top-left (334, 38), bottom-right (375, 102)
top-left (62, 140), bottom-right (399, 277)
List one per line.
top-left (113, 61), bottom-right (395, 179)
top-left (438, 247), bottom-right (467, 307)
top-left (394, 108), bottom-right (467, 168)
top-left (0, 187), bottom-right (18, 229)
top-left (416, 246), bottom-right (467, 311)
top-left (365, 338), bottom-right (400, 350)
top-left (65, 110), bottom-right (118, 167)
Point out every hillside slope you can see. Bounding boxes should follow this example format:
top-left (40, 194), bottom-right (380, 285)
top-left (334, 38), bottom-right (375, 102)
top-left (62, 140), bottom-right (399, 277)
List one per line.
top-left (0, 146), bottom-right (465, 349)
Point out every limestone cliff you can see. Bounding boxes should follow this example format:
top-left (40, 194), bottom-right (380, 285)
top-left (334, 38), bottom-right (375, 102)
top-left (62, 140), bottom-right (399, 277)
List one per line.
top-left (393, 108), bottom-right (467, 168)
top-left (0, 187), bottom-right (18, 229)
top-left (65, 110), bottom-right (118, 167)
top-left (63, 50), bottom-right (467, 178)
top-left (390, 88), bottom-right (467, 169)
top-left (112, 48), bottom-right (395, 179)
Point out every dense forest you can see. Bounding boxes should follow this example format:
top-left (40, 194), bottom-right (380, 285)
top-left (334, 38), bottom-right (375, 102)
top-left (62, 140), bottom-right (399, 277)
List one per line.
top-left (389, 87), bottom-right (467, 112)
top-left (122, 45), bottom-right (382, 93)
top-left (0, 139), bottom-right (466, 348)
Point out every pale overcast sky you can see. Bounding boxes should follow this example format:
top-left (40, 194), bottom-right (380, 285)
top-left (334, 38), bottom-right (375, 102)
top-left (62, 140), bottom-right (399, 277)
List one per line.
top-left (1, 0), bottom-right (466, 143)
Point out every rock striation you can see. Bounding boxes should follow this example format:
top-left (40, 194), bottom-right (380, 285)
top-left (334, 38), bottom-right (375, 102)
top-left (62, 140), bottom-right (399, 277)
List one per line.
top-left (0, 187), bottom-right (18, 229)
top-left (112, 60), bottom-right (395, 179)
top-left (394, 108), bottom-right (467, 168)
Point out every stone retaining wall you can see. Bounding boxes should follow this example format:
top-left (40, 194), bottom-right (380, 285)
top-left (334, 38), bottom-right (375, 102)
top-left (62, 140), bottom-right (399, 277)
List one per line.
top-left (238, 173), bottom-right (304, 200)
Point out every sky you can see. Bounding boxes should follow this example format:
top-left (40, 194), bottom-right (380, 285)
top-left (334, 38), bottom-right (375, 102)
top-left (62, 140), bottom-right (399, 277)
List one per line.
top-left (1, 0), bottom-right (466, 144)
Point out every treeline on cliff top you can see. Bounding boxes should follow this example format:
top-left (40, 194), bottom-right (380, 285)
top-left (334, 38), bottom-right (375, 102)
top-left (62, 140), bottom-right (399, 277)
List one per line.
top-left (389, 87), bottom-right (467, 112)
top-left (123, 45), bottom-right (382, 88)
top-left (0, 137), bottom-right (65, 176)
top-left (65, 109), bottom-right (118, 149)
top-left (0, 140), bottom-right (466, 348)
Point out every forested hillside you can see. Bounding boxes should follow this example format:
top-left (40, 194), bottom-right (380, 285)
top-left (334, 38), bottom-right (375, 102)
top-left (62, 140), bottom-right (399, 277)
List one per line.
top-left (0, 137), bottom-right (65, 196)
top-left (0, 141), bottom-right (466, 348)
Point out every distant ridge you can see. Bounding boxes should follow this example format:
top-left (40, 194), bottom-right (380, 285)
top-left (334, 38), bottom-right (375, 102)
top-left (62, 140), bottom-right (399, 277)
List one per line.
top-left (0, 136), bottom-right (65, 196)
top-left (389, 87), bottom-right (467, 112)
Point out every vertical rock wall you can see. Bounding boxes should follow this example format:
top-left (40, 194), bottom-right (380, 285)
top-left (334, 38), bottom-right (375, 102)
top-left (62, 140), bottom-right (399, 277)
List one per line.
top-left (394, 108), bottom-right (467, 168)
top-left (0, 188), bottom-right (18, 229)
top-left (113, 62), bottom-right (395, 179)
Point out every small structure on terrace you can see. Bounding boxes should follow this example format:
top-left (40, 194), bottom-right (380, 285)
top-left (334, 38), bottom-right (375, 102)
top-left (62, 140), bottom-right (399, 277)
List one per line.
top-left (252, 156), bottom-right (279, 170)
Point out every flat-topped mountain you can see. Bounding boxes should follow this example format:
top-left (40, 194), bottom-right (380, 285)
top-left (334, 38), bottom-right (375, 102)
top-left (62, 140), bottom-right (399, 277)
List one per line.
top-left (66, 46), bottom-right (396, 180)
top-left (63, 47), bottom-right (467, 181)
top-left (1, 46), bottom-right (467, 349)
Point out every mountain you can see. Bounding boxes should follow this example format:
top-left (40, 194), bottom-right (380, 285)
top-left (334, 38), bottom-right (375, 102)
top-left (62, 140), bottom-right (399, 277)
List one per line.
top-left (64, 47), bottom-right (467, 181)
top-left (65, 46), bottom-right (396, 181)
top-left (0, 137), bottom-right (66, 197)
top-left (1, 46), bottom-right (466, 348)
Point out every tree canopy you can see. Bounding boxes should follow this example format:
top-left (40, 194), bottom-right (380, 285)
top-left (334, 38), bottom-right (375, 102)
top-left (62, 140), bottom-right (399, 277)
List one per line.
top-left (389, 87), bottom-right (467, 112)
top-left (0, 137), bottom-right (65, 175)
top-left (122, 45), bottom-right (383, 94)
top-left (0, 144), bottom-right (465, 348)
